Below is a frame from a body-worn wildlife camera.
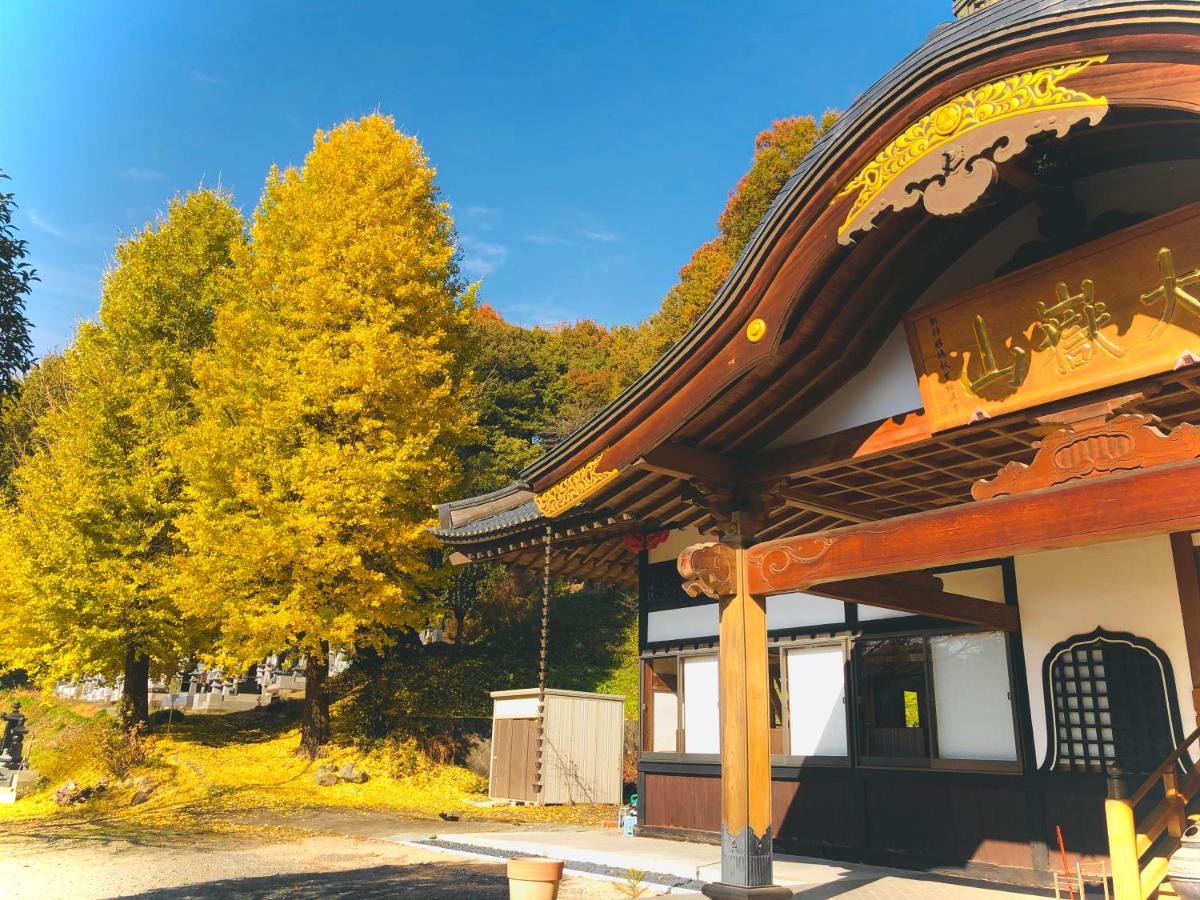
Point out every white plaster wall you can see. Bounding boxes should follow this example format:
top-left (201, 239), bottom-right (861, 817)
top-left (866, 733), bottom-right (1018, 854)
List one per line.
top-left (648, 526), bottom-right (707, 565)
top-left (765, 325), bottom-right (922, 449)
top-left (939, 565), bottom-right (1006, 603)
top-left (1015, 536), bottom-right (1194, 766)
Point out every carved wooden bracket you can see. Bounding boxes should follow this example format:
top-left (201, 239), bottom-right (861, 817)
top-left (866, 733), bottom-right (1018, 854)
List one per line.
top-left (678, 542), bottom-right (737, 600)
top-left (750, 536), bottom-right (836, 594)
top-left (972, 413), bottom-right (1200, 501)
top-left (680, 481), bottom-right (769, 536)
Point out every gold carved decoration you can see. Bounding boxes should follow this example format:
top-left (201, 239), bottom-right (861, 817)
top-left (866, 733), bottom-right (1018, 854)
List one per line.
top-left (533, 453), bottom-right (619, 518)
top-left (678, 543), bottom-right (737, 600)
top-left (906, 202), bottom-right (1200, 433)
top-left (953, 0), bottom-right (1003, 17)
top-left (835, 56), bottom-right (1108, 245)
top-left (972, 414), bottom-right (1200, 501)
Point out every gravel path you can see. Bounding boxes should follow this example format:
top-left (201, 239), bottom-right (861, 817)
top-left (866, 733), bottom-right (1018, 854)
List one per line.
top-left (0, 831), bottom-right (639, 899)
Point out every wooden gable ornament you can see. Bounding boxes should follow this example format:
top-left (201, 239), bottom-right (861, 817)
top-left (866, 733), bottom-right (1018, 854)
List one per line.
top-left (973, 411), bottom-right (1200, 501)
top-left (835, 56), bottom-right (1109, 246)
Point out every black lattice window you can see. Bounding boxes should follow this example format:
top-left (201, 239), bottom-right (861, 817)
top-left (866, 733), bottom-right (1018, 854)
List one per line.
top-left (1047, 632), bottom-right (1179, 776)
top-left (642, 560), bottom-right (694, 609)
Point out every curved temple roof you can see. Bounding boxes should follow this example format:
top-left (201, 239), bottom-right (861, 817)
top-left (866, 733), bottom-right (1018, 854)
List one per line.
top-left (438, 0), bottom-right (1200, 543)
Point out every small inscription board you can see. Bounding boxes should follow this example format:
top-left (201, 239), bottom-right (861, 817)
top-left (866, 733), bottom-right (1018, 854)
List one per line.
top-left (905, 202), bottom-right (1200, 432)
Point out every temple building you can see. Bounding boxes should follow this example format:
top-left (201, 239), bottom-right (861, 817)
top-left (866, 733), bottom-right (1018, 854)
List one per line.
top-left (435, 1), bottom-right (1200, 896)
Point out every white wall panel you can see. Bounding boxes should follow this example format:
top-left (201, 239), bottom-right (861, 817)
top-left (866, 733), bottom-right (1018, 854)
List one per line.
top-left (931, 633), bottom-right (1017, 761)
top-left (651, 692), bottom-right (678, 753)
top-left (647, 604), bottom-right (719, 642)
top-left (767, 593), bottom-right (846, 630)
top-left (493, 696), bottom-right (540, 719)
top-left (786, 645), bottom-right (848, 757)
top-left (683, 655), bottom-right (720, 754)
top-left (856, 604), bottom-right (910, 622)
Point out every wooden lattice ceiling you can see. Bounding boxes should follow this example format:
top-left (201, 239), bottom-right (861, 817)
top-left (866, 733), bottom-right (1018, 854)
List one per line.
top-left (454, 370), bottom-right (1200, 583)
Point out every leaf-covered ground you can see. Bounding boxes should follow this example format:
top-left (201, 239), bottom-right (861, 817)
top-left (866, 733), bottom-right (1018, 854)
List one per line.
top-left (0, 692), bottom-right (614, 838)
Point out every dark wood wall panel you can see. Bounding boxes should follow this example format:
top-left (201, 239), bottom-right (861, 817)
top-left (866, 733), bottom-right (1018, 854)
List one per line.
top-left (772, 778), bottom-right (857, 849)
top-left (864, 780), bottom-right (1032, 868)
top-left (643, 772), bottom-right (721, 831)
top-left (1040, 786), bottom-right (1110, 866)
top-left (640, 767), bottom-right (1123, 880)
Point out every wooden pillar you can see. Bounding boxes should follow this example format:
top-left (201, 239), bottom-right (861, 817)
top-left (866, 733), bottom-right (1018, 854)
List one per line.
top-left (680, 537), bottom-right (790, 900)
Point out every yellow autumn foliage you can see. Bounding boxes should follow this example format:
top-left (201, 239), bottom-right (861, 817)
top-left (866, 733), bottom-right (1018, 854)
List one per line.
top-left (173, 115), bottom-right (477, 670)
top-left (0, 191), bottom-right (245, 686)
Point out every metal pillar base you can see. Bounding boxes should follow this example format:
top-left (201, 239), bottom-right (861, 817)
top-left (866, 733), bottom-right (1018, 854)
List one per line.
top-left (720, 824), bottom-right (774, 887)
top-left (700, 883), bottom-right (793, 900)
top-left (705, 825), bottom-right (791, 898)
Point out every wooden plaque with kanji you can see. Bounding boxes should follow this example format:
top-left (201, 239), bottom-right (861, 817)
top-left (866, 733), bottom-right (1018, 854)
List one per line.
top-left (905, 202), bottom-right (1200, 432)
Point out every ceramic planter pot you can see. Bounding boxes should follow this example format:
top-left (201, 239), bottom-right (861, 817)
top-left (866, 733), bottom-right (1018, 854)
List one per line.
top-left (1169, 824), bottom-right (1200, 899)
top-left (507, 857), bottom-right (564, 900)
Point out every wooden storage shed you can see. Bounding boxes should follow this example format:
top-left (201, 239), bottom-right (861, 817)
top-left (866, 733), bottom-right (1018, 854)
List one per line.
top-left (489, 688), bottom-right (624, 805)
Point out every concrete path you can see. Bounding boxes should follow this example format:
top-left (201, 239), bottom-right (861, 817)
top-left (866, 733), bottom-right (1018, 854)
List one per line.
top-left (424, 828), bottom-right (1055, 898)
top-left (0, 830), bottom-right (627, 900)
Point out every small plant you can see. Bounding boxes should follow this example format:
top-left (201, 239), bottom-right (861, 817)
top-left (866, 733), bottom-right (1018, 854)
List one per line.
top-left (614, 867), bottom-right (649, 899)
top-left (378, 736), bottom-right (433, 780)
top-left (100, 722), bottom-right (148, 780)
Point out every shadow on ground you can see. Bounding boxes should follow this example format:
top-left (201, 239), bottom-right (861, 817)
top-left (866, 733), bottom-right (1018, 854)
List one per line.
top-left (783, 873), bottom-right (1051, 898)
top-left (162, 701), bottom-right (304, 748)
top-left (122, 861), bottom-right (512, 899)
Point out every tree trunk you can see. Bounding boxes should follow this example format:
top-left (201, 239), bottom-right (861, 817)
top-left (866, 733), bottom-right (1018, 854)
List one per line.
top-left (120, 647), bottom-right (150, 728)
top-left (299, 646), bottom-right (331, 759)
top-left (453, 609), bottom-right (466, 645)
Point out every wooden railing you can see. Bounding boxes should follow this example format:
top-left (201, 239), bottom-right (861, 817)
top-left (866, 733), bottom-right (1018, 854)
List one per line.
top-left (1106, 728), bottom-right (1200, 900)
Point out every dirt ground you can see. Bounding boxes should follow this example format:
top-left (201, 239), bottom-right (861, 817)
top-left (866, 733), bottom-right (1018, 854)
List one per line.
top-left (0, 830), bottom-right (644, 899)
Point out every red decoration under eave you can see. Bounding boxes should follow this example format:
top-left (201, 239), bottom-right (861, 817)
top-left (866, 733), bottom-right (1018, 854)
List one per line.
top-left (622, 530), bottom-right (671, 553)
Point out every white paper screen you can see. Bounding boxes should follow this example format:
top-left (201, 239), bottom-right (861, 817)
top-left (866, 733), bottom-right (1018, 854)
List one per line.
top-left (651, 691), bottom-right (678, 752)
top-left (683, 655), bottom-right (720, 754)
top-left (786, 645), bottom-right (848, 757)
top-left (930, 632), bottom-right (1017, 761)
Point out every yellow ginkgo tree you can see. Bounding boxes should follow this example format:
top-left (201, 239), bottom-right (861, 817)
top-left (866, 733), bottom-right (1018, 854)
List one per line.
top-left (0, 190), bottom-right (246, 724)
top-left (174, 115), bottom-right (476, 757)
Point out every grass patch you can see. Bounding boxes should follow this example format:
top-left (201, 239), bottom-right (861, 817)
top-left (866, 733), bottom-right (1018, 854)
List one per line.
top-left (0, 690), bottom-right (614, 836)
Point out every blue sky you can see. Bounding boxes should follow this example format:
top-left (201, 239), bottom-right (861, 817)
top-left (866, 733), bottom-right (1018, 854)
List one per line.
top-left (2, 1), bottom-right (945, 358)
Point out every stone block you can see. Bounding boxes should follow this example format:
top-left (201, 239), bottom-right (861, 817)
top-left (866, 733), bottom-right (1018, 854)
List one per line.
top-left (0, 768), bottom-right (40, 804)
